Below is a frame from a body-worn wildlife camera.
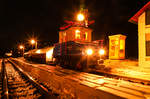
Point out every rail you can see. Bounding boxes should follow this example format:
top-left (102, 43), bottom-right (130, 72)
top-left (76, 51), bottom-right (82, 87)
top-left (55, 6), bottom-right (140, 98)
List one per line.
top-left (1, 59), bottom-right (9, 99)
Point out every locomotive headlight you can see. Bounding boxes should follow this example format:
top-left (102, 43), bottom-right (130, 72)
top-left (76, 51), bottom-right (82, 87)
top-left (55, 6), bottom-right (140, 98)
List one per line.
top-left (86, 49), bottom-right (93, 55)
top-left (99, 49), bottom-right (105, 55)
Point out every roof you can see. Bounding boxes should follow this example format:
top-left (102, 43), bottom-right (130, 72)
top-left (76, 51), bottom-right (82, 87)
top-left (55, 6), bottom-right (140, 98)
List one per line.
top-left (60, 26), bottom-right (92, 32)
top-left (129, 1), bottom-right (150, 24)
top-left (109, 34), bottom-right (126, 39)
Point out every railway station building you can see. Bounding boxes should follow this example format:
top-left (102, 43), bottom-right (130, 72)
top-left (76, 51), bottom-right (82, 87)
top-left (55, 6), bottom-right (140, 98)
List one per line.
top-left (129, 1), bottom-right (150, 68)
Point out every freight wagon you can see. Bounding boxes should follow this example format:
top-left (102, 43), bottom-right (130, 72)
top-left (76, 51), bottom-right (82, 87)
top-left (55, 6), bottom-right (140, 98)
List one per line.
top-left (24, 47), bottom-right (54, 64)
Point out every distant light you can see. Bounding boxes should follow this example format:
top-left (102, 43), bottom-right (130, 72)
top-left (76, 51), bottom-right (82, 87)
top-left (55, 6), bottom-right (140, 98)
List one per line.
top-left (31, 39), bottom-right (36, 44)
top-left (77, 13), bottom-right (85, 21)
top-left (19, 45), bottom-right (24, 49)
top-left (5, 53), bottom-right (12, 57)
top-left (36, 49), bottom-right (41, 53)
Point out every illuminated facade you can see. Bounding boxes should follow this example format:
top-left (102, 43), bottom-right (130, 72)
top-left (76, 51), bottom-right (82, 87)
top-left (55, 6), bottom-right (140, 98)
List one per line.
top-left (109, 34), bottom-right (126, 59)
top-left (129, 1), bottom-right (150, 67)
top-left (59, 27), bottom-right (92, 43)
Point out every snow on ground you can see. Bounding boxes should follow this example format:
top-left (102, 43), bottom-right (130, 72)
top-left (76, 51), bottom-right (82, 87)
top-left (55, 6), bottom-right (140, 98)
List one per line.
top-left (97, 59), bottom-right (150, 81)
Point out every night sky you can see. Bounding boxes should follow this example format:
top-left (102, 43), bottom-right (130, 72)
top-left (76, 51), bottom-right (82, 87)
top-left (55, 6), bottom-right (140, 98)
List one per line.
top-left (0, 0), bottom-right (149, 58)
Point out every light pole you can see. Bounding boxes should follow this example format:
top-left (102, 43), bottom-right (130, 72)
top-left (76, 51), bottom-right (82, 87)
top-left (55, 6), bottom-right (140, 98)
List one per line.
top-left (30, 39), bottom-right (37, 49)
top-left (77, 9), bottom-right (88, 27)
top-left (19, 45), bottom-right (24, 56)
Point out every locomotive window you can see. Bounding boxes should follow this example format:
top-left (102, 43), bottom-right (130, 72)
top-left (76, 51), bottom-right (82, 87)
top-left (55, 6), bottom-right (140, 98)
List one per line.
top-left (83, 32), bottom-right (88, 40)
top-left (75, 30), bottom-right (80, 39)
top-left (146, 10), bottom-right (150, 25)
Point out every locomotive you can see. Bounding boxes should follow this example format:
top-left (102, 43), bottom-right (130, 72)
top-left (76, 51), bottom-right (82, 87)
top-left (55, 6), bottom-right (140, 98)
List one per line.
top-left (53, 41), bottom-right (105, 70)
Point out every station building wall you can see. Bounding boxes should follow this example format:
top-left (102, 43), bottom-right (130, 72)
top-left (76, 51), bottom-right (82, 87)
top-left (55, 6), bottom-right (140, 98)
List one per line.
top-left (138, 11), bottom-right (150, 68)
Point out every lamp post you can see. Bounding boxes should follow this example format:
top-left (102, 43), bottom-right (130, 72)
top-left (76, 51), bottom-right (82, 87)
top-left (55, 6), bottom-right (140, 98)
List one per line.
top-left (30, 39), bottom-right (37, 49)
top-left (19, 45), bottom-right (24, 56)
top-left (77, 9), bottom-right (88, 27)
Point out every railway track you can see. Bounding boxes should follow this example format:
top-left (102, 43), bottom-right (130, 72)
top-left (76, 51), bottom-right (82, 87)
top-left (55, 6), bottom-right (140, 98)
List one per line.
top-left (0, 59), bottom-right (57, 99)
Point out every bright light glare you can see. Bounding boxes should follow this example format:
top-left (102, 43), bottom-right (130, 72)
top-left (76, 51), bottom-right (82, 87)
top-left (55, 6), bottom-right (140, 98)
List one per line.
top-left (77, 13), bottom-right (85, 21)
top-left (36, 50), bottom-right (41, 53)
top-left (46, 49), bottom-right (53, 59)
top-left (75, 29), bottom-right (80, 33)
top-left (75, 30), bottom-right (80, 39)
top-left (86, 49), bottom-right (93, 55)
top-left (99, 49), bottom-right (105, 55)
top-left (31, 39), bottom-right (36, 44)
top-left (98, 79), bottom-right (105, 84)
top-left (5, 53), bottom-right (12, 56)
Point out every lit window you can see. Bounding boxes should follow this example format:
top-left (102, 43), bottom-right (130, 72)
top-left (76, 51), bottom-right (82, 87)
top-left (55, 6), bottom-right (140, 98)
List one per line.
top-left (120, 40), bottom-right (124, 50)
top-left (84, 32), bottom-right (88, 40)
top-left (75, 30), bottom-right (80, 39)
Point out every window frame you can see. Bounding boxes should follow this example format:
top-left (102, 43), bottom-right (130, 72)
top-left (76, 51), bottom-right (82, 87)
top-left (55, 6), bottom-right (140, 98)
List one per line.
top-left (146, 9), bottom-right (150, 25)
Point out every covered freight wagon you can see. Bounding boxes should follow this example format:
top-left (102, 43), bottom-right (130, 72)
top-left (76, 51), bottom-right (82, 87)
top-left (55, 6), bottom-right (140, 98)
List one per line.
top-left (24, 46), bottom-right (54, 64)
